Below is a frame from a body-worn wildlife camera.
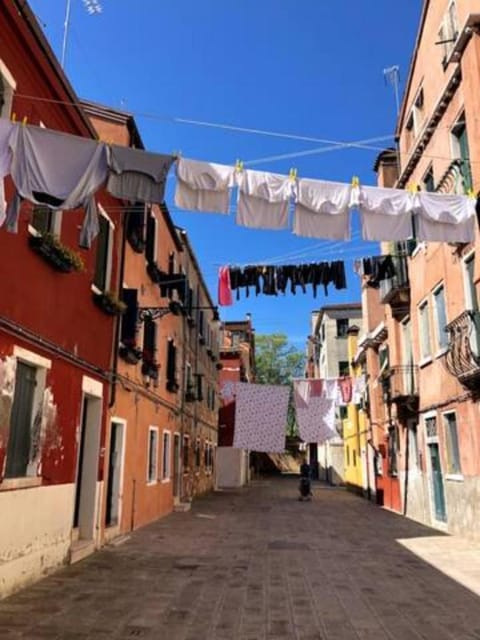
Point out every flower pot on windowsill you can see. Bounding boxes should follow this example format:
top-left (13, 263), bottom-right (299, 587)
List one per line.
top-left (29, 233), bottom-right (84, 273)
top-left (119, 343), bottom-right (142, 364)
top-left (93, 291), bottom-right (127, 316)
top-left (142, 361), bottom-right (159, 381)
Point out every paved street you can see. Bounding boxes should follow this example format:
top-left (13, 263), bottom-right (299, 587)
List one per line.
top-left (2, 478), bottom-right (480, 640)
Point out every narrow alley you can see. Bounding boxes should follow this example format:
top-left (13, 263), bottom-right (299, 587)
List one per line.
top-left (2, 478), bottom-right (480, 640)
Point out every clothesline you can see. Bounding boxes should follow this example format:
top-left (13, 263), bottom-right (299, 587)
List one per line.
top-left (1, 117), bottom-right (477, 253)
top-left (13, 92), bottom-right (480, 166)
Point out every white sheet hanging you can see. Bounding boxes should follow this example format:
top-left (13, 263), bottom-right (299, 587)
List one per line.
top-left (295, 395), bottom-right (337, 444)
top-left (412, 191), bottom-right (476, 243)
top-left (237, 170), bottom-right (291, 230)
top-left (175, 157), bottom-right (234, 214)
top-left (293, 178), bottom-right (351, 240)
top-left (358, 184), bottom-right (413, 241)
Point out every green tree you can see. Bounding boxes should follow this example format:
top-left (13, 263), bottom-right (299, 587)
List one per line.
top-left (254, 334), bottom-right (304, 436)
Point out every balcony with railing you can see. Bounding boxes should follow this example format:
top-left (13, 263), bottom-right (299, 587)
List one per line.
top-left (445, 310), bottom-right (480, 390)
top-left (388, 365), bottom-right (419, 401)
top-left (379, 254), bottom-right (410, 315)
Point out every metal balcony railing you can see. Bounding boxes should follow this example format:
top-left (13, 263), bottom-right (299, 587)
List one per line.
top-left (379, 254), bottom-right (410, 306)
top-left (387, 365), bottom-right (419, 400)
top-left (445, 310), bottom-right (480, 389)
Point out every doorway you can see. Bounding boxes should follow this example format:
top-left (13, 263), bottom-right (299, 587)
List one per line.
top-left (173, 433), bottom-right (181, 499)
top-left (428, 442), bottom-right (447, 523)
top-left (73, 394), bottom-right (102, 540)
top-left (105, 420), bottom-right (125, 527)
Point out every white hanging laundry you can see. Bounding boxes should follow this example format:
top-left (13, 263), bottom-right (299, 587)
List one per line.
top-left (293, 378), bottom-right (311, 408)
top-left (352, 375), bottom-right (366, 405)
top-left (293, 179), bottom-right (352, 240)
top-left (233, 382), bottom-right (289, 453)
top-left (175, 157), bottom-right (234, 214)
top-left (412, 191), bottom-right (476, 243)
top-left (5, 123), bottom-right (108, 246)
top-left (0, 118), bottom-right (14, 227)
top-left (295, 395), bottom-right (337, 444)
top-left (323, 378), bottom-right (340, 401)
top-left (237, 169), bottom-right (291, 230)
top-left (358, 184), bottom-right (413, 241)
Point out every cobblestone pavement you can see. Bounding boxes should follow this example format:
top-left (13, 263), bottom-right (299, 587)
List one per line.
top-left (2, 478), bottom-right (480, 640)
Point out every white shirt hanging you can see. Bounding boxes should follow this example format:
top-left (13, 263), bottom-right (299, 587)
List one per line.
top-left (236, 169), bottom-right (291, 230)
top-left (412, 191), bottom-right (476, 243)
top-left (175, 157), bottom-right (234, 214)
top-left (358, 184), bottom-right (413, 241)
top-left (293, 178), bottom-right (351, 240)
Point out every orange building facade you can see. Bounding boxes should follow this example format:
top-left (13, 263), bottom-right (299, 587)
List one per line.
top-left (359, 0), bottom-right (480, 536)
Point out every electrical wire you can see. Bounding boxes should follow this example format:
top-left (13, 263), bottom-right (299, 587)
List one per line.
top-left (13, 91), bottom-right (480, 167)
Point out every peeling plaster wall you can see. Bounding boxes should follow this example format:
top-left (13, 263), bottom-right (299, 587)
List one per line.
top-left (0, 356), bottom-right (17, 477)
top-left (0, 484), bottom-right (75, 599)
top-left (398, 470), bottom-right (431, 527)
top-left (445, 478), bottom-right (480, 541)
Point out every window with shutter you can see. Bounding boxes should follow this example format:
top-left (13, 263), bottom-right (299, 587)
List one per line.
top-left (145, 211), bottom-right (157, 264)
top-left (143, 317), bottom-right (157, 363)
top-left (31, 206), bottom-right (58, 235)
top-left (121, 289), bottom-right (138, 347)
top-left (5, 362), bottom-right (37, 478)
top-left (166, 340), bottom-right (178, 392)
top-left (196, 374), bottom-right (204, 402)
top-left (94, 215), bottom-right (111, 291)
top-left (126, 203), bottom-right (146, 253)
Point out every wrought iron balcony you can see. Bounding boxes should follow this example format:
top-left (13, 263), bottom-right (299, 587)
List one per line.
top-left (445, 310), bottom-right (480, 390)
top-left (387, 365), bottom-right (419, 401)
top-left (379, 254), bottom-right (410, 314)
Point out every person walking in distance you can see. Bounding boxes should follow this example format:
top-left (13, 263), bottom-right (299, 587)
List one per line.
top-left (299, 457), bottom-right (312, 501)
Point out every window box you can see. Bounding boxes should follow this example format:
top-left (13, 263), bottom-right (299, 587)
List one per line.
top-left (142, 360), bottom-right (159, 381)
top-left (119, 343), bottom-right (142, 364)
top-left (93, 291), bottom-right (127, 316)
top-left (29, 233), bottom-right (84, 273)
top-left (166, 379), bottom-right (179, 393)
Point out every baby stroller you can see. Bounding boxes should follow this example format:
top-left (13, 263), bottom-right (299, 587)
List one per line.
top-left (298, 460), bottom-right (313, 501)
top-left (298, 476), bottom-right (312, 501)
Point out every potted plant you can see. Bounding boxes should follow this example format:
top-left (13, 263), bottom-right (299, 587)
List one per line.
top-left (29, 232), bottom-right (84, 273)
top-left (141, 360), bottom-right (159, 381)
top-left (93, 290), bottom-right (127, 316)
top-left (119, 339), bottom-right (143, 364)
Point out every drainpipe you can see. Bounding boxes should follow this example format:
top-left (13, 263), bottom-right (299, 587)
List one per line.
top-left (109, 213), bottom-right (127, 409)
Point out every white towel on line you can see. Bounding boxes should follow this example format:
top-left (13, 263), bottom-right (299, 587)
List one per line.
top-left (237, 170), bottom-right (292, 230)
top-left (293, 178), bottom-right (351, 240)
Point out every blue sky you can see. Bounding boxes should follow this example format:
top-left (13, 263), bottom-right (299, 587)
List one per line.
top-left (30, 0), bottom-right (422, 346)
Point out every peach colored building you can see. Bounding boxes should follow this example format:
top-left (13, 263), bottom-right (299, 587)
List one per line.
top-left (217, 319), bottom-right (256, 488)
top-left (175, 229), bottom-right (220, 500)
top-left (360, 0), bottom-right (480, 537)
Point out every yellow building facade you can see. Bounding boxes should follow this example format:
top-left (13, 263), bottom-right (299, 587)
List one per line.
top-left (343, 326), bottom-right (369, 494)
